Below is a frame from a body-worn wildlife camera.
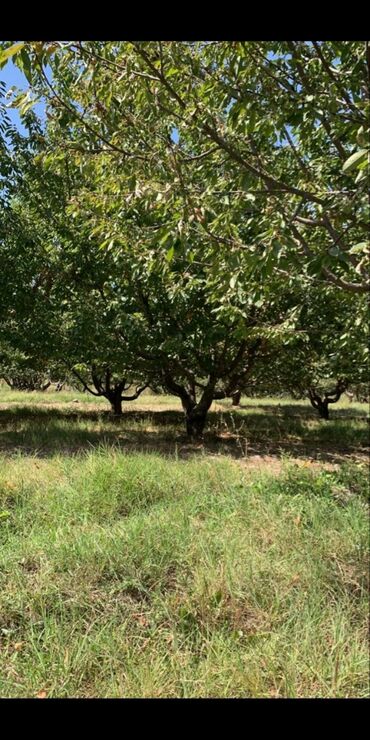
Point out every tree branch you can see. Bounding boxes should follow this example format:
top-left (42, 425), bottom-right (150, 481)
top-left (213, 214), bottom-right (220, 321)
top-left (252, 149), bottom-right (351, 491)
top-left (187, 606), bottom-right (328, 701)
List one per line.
top-left (70, 366), bottom-right (101, 396)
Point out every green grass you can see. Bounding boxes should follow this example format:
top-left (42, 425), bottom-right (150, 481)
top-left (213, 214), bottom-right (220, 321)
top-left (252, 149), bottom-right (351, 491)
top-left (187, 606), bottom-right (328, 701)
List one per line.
top-left (0, 450), bottom-right (368, 698)
top-left (0, 385), bottom-right (177, 407)
top-left (0, 386), bottom-right (105, 406)
top-left (0, 389), bottom-right (368, 697)
top-left (0, 388), bottom-right (368, 458)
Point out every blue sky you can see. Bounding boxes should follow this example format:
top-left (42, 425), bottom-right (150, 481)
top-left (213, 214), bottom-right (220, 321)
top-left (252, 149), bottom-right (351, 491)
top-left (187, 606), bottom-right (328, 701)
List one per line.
top-left (0, 60), bottom-right (46, 134)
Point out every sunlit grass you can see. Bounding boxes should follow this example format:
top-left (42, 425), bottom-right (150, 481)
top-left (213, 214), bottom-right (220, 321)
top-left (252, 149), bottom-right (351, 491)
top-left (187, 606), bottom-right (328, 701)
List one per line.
top-left (0, 384), bottom-right (179, 408)
top-left (0, 388), bottom-right (368, 458)
top-left (0, 390), bottom-right (368, 697)
top-left (0, 451), bottom-right (368, 698)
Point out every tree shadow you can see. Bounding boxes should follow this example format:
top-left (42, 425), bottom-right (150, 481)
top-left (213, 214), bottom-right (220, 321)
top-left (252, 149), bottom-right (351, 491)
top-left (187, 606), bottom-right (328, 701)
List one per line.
top-left (0, 405), bottom-right (368, 464)
top-left (0, 402), bottom-right (368, 425)
top-left (238, 402), bottom-right (369, 420)
top-left (0, 405), bottom-right (112, 423)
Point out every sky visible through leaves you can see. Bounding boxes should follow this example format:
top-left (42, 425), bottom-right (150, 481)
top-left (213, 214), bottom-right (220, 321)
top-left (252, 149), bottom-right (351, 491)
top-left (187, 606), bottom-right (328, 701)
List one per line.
top-left (0, 58), bottom-right (180, 143)
top-left (0, 60), bottom-right (46, 134)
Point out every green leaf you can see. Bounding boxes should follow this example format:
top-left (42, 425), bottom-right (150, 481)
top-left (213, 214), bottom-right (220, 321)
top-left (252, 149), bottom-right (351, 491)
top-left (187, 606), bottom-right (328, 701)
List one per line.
top-left (0, 42), bottom-right (25, 65)
top-left (166, 245), bottom-right (175, 262)
top-left (342, 149), bottom-right (368, 173)
top-left (247, 109), bottom-right (257, 134)
top-left (355, 169), bottom-right (367, 183)
top-left (20, 48), bottom-right (32, 84)
top-left (159, 229), bottom-right (172, 247)
top-left (349, 242), bottom-right (368, 255)
top-left (20, 98), bottom-right (37, 115)
top-left (356, 126), bottom-right (367, 147)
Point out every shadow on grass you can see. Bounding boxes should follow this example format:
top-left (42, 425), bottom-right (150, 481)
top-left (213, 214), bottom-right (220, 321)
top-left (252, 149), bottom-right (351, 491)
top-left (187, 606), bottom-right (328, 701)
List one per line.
top-left (1, 403), bottom-right (368, 423)
top-left (0, 404), bottom-right (368, 463)
top-left (238, 402), bottom-right (369, 420)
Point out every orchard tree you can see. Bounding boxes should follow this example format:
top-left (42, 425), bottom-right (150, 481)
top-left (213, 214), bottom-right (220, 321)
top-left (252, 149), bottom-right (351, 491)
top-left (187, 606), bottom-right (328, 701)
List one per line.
top-left (14, 150), bottom-right (305, 434)
top-left (57, 284), bottom-right (151, 416)
top-left (248, 284), bottom-right (369, 419)
top-left (302, 291), bottom-right (368, 419)
top-left (1, 69), bottom-right (303, 434)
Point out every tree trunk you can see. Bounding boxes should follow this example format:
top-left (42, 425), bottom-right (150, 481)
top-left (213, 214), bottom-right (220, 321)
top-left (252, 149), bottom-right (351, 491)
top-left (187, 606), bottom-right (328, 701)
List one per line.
top-left (231, 390), bottom-right (242, 406)
top-left (185, 408), bottom-right (208, 438)
top-left (309, 380), bottom-right (348, 420)
top-left (183, 386), bottom-right (216, 438)
top-left (163, 371), bottom-right (215, 438)
top-left (317, 399), bottom-right (329, 420)
top-left (109, 393), bottom-right (123, 416)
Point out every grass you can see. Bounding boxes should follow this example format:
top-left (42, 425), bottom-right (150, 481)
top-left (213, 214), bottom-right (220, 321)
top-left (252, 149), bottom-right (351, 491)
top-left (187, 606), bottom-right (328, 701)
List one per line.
top-left (0, 388), bottom-right (368, 697)
top-left (0, 387), bottom-right (368, 460)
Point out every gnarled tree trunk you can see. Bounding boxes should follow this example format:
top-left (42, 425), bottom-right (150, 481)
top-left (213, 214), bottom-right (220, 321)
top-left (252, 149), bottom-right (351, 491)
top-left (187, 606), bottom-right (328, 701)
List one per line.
top-left (70, 364), bottom-right (147, 416)
top-left (162, 338), bottom-right (265, 437)
top-left (164, 372), bottom-right (215, 438)
top-left (308, 379), bottom-right (348, 420)
top-left (317, 398), bottom-right (330, 419)
top-left (108, 391), bottom-right (123, 416)
top-left (184, 405), bottom-right (208, 438)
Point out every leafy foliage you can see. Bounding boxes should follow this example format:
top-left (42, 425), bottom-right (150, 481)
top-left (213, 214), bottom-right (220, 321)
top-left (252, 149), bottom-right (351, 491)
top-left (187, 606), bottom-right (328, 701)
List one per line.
top-left (0, 41), bottom-right (368, 430)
